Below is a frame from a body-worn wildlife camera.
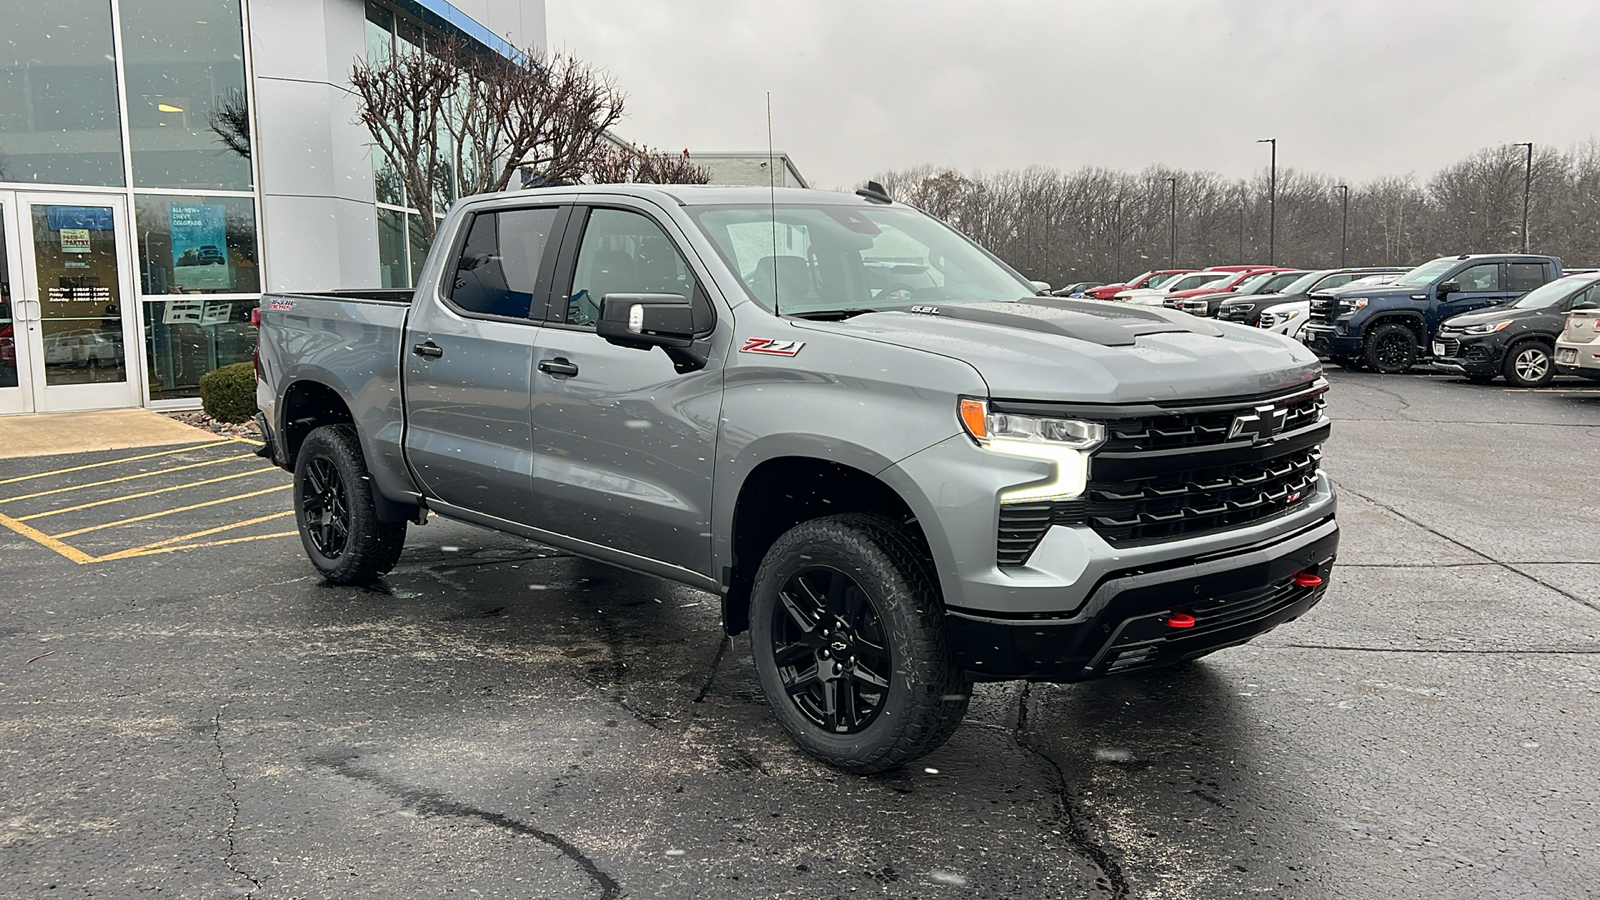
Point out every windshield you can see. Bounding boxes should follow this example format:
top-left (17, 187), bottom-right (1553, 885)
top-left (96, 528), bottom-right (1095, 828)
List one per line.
top-left (1167, 273), bottom-right (1228, 292)
top-left (1393, 257), bottom-right (1459, 287)
top-left (1144, 271), bottom-right (1183, 288)
top-left (1278, 271), bottom-right (1332, 295)
top-left (1234, 271), bottom-right (1283, 293)
top-left (1508, 273), bottom-right (1593, 309)
top-left (689, 204), bottom-right (1031, 313)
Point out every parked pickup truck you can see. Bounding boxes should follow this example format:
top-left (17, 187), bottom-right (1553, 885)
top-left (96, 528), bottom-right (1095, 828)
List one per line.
top-left (1303, 253), bottom-right (1562, 373)
top-left (255, 184), bottom-right (1339, 774)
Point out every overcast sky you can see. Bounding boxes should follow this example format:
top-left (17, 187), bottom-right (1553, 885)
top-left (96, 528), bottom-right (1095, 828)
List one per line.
top-left (545, 0), bottom-right (1600, 192)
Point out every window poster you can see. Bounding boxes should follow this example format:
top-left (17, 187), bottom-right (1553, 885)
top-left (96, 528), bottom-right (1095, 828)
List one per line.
top-left (170, 204), bottom-right (230, 291)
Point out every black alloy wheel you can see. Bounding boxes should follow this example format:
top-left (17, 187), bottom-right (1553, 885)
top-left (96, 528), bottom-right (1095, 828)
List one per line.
top-left (293, 424), bottom-right (407, 584)
top-left (770, 565), bottom-right (893, 735)
top-left (749, 514), bottom-right (970, 774)
top-left (1504, 342), bottom-right (1555, 388)
top-left (300, 455), bottom-right (349, 559)
top-left (1364, 322), bottom-right (1417, 374)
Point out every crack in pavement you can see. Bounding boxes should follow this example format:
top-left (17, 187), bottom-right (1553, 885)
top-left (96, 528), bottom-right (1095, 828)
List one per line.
top-left (1343, 380), bottom-right (1413, 414)
top-left (1333, 482), bottom-right (1600, 614)
top-left (213, 705), bottom-right (264, 898)
top-left (318, 752), bottom-right (621, 899)
top-left (1282, 643), bottom-right (1600, 655)
top-left (1012, 683), bottom-right (1129, 900)
top-left (692, 634), bottom-right (731, 704)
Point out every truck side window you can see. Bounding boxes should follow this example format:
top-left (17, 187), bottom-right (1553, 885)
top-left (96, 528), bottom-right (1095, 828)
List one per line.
top-left (1506, 263), bottom-right (1545, 292)
top-left (448, 208), bottom-right (558, 319)
top-left (1454, 264), bottom-right (1500, 293)
top-left (565, 208), bottom-right (703, 329)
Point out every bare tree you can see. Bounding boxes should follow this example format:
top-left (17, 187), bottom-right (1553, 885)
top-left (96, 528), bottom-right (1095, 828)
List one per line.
top-left (351, 37), bottom-right (626, 242)
top-left (586, 144), bottom-right (710, 184)
top-left (208, 86), bottom-right (251, 159)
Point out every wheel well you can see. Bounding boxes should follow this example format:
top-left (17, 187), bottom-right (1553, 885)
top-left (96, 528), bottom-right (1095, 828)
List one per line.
top-left (1369, 315), bottom-right (1425, 345)
top-left (280, 381), bottom-right (354, 467)
top-left (722, 457), bottom-right (927, 636)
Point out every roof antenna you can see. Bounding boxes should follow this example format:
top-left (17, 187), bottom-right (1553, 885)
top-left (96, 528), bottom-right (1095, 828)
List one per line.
top-left (767, 92), bottom-right (779, 316)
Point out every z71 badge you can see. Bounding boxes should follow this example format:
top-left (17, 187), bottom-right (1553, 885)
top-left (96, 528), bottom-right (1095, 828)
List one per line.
top-left (740, 338), bottom-right (805, 357)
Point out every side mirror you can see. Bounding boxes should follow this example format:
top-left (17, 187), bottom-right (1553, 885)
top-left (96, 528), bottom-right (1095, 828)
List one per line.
top-left (1437, 280), bottom-right (1461, 297)
top-left (1572, 300), bottom-right (1600, 312)
top-left (1029, 280), bottom-right (1052, 295)
top-left (596, 293), bottom-right (709, 372)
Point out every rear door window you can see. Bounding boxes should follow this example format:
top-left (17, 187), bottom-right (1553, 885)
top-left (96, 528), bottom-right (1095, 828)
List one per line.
top-left (448, 207), bottom-right (562, 319)
top-left (1506, 263), bottom-right (1546, 292)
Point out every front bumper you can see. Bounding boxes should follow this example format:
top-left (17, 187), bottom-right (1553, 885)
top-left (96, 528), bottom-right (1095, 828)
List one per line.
top-left (1430, 333), bottom-right (1499, 375)
top-left (945, 516), bottom-right (1337, 681)
top-left (1302, 324), bottom-right (1361, 357)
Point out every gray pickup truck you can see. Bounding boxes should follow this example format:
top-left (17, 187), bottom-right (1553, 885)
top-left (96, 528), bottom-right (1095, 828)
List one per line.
top-left (255, 183), bottom-right (1339, 773)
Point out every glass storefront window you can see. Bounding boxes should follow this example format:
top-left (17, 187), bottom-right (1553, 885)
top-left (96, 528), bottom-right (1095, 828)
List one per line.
top-left (141, 296), bottom-right (256, 401)
top-left (119, 0), bottom-right (252, 191)
top-left (134, 194), bottom-right (259, 295)
top-left (0, 0), bottom-right (126, 186)
top-left (1, 208), bottom-right (16, 389)
top-left (377, 207), bottom-right (407, 288)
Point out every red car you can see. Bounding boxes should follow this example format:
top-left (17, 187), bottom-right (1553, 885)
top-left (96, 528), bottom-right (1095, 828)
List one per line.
top-left (1083, 269), bottom-right (1194, 300)
top-left (1161, 267), bottom-right (1296, 304)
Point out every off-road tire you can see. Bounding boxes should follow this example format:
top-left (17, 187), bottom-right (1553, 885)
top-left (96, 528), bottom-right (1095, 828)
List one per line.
top-left (293, 425), bottom-right (406, 584)
top-left (1503, 341), bottom-right (1555, 388)
top-left (750, 514), bottom-right (970, 775)
top-left (1363, 322), bottom-right (1418, 374)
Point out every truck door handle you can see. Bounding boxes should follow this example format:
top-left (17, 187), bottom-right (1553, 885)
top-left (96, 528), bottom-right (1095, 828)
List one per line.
top-left (538, 357), bottom-right (579, 377)
top-left (412, 341), bottom-right (443, 359)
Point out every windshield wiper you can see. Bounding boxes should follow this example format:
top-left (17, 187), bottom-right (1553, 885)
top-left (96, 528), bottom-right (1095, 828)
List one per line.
top-left (785, 308), bottom-right (884, 321)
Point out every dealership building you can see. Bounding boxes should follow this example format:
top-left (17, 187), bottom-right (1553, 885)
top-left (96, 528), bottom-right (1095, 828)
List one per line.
top-left (0, 0), bottom-right (546, 415)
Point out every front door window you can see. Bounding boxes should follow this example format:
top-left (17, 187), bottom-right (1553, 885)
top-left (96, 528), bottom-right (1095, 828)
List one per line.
top-left (31, 204), bottom-right (128, 387)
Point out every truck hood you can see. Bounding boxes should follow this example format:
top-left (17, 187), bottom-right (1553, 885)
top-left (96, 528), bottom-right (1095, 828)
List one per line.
top-left (790, 299), bottom-right (1322, 403)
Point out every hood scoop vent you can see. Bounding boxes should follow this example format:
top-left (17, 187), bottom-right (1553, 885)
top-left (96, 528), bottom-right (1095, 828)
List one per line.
top-left (910, 299), bottom-right (1222, 346)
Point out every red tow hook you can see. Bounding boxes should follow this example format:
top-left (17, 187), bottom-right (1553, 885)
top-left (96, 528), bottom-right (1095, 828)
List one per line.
top-left (1165, 612), bottom-right (1196, 629)
top-left (1293, 571), bottom-right (1323, 587)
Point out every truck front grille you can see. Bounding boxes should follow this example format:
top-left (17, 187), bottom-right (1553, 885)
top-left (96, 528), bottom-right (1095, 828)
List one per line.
top-left (991, 383), bottom-right (1328, 565)
top-left (1084, 445), bottom-right (1320, 546)
top-left (1309, 294), bottom-right (1339, 324)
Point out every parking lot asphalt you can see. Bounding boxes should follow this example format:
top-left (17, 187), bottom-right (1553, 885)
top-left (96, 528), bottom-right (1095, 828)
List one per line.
top-left (2, 370), bottom-right (1597, 899)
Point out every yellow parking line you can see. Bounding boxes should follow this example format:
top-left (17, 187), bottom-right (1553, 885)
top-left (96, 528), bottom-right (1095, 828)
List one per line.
top-left (0, 440), bottom-right (235, 486)
top-left (51, 484), bottom-right (292, 539)
top-left (0, 453), bottom-right (259, 504)
top-left (105, 530), bottom-right (299, 560)
top-left (94, 510), bottom-right (296, 562)
top-left (0, 512), bottom-right (96, 564)
top-left (17, 467), bottom-right (281, 521)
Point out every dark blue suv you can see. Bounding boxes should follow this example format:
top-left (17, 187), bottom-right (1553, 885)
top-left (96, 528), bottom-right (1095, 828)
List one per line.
top-left (1302, 254), bottom-right (1562, 373)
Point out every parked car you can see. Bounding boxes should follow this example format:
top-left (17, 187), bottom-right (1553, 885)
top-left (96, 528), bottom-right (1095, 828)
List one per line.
top-left (1432, 271), bottom-right (1600, 387)
top-left (1052, 281), bottom-right (1104, 297)
top-left (41, 327), bottom-right (122, 368)
top-left (255, 183), bottom-right (1338, 774)
top-left (1175, 269), bottom-right (1308, 317)
top-left (1554, 296), bottom-right (1600, 381)
top-left (197, 245), bottom-right (227, 265)
top-left (1218, 268), bottom-right (1409, 327)
top-left (1083, 269), bottom-right (1193, 300)
top-left (1265, 274), bottom-right (1408, 342)
top-left (1303, 254), bottom-right (1563, 373)
top-left (1156, 267), bottom-right (1292, 311)
top-left (1113, 271), bottom-right (1231, 306)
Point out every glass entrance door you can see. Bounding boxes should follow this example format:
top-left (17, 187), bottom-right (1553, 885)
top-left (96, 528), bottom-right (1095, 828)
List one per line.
top-left (0, 193), bottom-right (33, 415)
top-left (5, 193), bottom-right (140, 413)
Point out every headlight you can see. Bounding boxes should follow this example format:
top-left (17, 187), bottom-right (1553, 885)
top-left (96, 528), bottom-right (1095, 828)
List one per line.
top-left (959, 399), bottom-right (1105, 503)
top-left (1338, 297), bottom-right (1370, 311)
top-left (1460, 320), bottom-right (1511, 335)
top-left (1277, 308), bottom-right (1303, 321)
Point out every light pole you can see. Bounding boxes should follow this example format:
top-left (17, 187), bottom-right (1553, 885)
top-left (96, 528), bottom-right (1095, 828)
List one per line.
top-left (1257, 138), bottom-right (1276, 264)
top-left (1515, 141), bottom-right (1534, 252)
top-left (1113, 196), bottom-right (1123, 278)
top-left (1165, 176), bottom-right (1177, 267)
top-left (1337, 184), bottom-right (1349, 267)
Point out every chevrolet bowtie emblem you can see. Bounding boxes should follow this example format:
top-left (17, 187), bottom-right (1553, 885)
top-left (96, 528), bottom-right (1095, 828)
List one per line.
top-left (1229, 404), bottom-right (1289, 444)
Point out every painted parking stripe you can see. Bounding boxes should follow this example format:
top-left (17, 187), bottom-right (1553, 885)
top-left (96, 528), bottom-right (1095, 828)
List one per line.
top-left (0, 453), bottom-right (260, 504)
top-left (51, 484), bottom-right (292, 539)
top-left (0, 512), bottom-right (98, 564)
top-left (16, 467), bottom-right (281, 521)
top-left (107, 530), bottom-right (299, 561)
top-left (0, 440), bottom-right (236, 486)
top-left (94, 510), bottom-right (296, 562)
